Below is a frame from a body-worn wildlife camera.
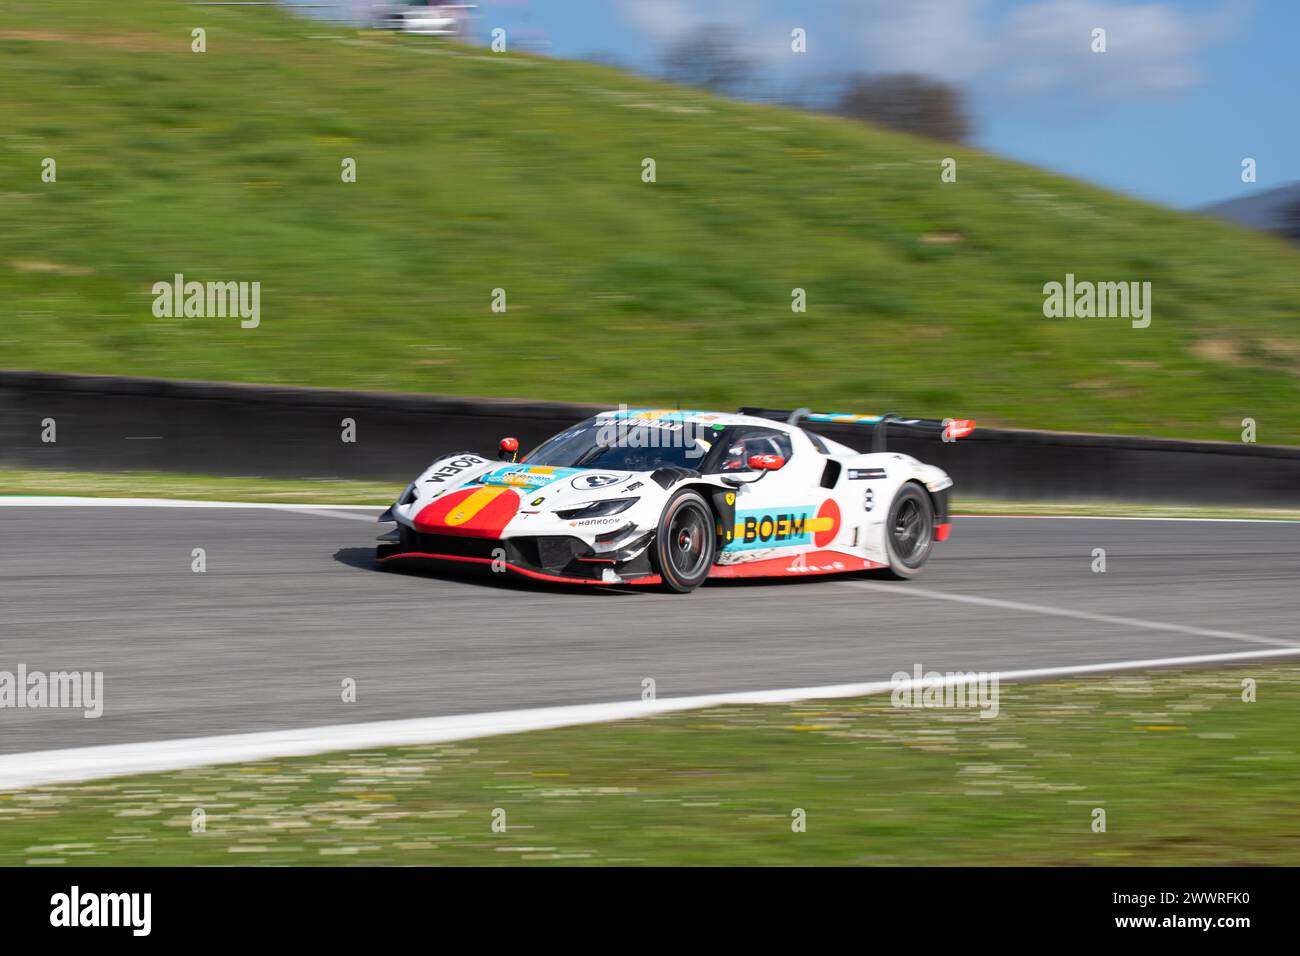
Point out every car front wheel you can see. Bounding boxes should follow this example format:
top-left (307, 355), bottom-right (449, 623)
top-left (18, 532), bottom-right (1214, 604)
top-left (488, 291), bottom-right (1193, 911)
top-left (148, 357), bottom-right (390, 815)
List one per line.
top-left (652, 490), bottom-right (716, 593)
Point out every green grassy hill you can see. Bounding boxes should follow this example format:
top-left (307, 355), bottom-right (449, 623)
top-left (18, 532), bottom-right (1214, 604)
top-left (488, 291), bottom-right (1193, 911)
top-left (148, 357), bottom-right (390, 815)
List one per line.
top-left (2, 0), bottom-right (1298, 441)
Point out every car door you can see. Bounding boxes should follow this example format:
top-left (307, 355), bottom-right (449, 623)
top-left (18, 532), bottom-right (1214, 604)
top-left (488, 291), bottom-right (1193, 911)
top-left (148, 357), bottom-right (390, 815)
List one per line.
top-left (719, 427), bottom-right (828, 558)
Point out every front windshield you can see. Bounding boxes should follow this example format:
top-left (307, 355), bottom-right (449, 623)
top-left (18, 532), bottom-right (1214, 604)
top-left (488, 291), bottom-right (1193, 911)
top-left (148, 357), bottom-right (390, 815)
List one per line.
top-left (524, 419), bottom-right (796, 474)
top-left (525, 418), bottom-right (718, 472)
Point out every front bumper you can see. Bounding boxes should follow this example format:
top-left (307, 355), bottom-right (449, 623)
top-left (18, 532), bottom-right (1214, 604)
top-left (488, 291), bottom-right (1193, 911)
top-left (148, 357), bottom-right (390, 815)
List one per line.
top-left (378, 525), bottom-right (660, 586)
top-left (931, 487), bottom-right (953, 542)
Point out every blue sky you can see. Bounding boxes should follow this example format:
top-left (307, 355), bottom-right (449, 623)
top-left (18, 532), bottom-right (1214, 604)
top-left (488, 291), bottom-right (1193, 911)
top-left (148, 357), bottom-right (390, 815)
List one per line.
top-left (303, 1), bottom-right (1298, 209)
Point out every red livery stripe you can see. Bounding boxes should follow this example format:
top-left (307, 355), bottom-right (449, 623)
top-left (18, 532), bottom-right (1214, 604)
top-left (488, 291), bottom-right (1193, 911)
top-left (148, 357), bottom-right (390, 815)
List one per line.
top-left (414, 486), bottom-right (520, 537)
top-left (708, 550), bottom-right (882, 579)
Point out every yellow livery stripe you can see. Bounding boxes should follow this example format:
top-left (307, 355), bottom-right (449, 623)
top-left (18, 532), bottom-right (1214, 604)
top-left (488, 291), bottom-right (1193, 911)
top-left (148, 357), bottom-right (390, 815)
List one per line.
top-left (445, 486), bottom-right (510, 526)
top-left (732, 516), bottom-right (833, 538)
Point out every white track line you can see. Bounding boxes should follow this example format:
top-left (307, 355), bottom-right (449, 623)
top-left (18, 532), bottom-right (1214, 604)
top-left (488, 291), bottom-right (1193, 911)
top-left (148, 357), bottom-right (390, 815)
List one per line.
top-left (4, 497), bottom-right (1297, 520)
top-left (277, 507), bottom-right (383, 522)
top-left (0, 497), bottom-right (383, 522)
top-left (3, 498), bottom-right (1294, 523)
top-left (0, 496), bottom-right (381, 512)
top-left (3, 646), bottom-right (1300, 791)
top-left (833, 579), bottom-right (1299, 649)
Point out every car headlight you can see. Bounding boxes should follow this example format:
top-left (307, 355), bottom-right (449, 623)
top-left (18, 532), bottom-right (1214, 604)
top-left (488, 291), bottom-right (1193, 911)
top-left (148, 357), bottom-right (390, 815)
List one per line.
top-left (554, 497), bottom-right (639, 520)
top-left (397, 482), bottom-right (417, 506)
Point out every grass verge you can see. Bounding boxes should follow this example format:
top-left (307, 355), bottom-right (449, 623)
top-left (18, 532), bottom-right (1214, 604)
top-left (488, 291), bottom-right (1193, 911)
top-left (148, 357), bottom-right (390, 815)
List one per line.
top-left (3, 665), bottom-right (1298, 865)
top-left (2, 1), bottom-right (1299, 440)
top-left (0, 468), bottom-right (396, 505)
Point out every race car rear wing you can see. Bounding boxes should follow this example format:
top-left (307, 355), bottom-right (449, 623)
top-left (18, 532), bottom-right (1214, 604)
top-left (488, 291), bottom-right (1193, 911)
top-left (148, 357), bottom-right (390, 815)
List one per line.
top-left (738, 407), bottom-right (976, 453)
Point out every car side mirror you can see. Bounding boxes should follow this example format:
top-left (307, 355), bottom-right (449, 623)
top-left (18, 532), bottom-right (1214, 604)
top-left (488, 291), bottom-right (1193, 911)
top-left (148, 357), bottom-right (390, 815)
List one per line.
top-left (721, 455), bottom-right (785, 487)
top-left (498, 437), bottom-right (519, 462)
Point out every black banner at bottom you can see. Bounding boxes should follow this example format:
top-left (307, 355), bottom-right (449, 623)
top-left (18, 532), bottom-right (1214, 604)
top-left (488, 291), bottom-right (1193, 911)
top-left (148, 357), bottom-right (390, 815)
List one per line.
top-left (0, 866), bottom-right (1283, 941)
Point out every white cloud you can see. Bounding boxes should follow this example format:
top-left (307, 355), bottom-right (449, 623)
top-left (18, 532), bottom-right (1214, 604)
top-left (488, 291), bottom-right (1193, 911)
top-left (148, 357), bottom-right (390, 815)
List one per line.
top-left (852, 0), bottom-right (994, 81)
top-left (616, 0), bottom-right (764, 44)
top-left (847, 0), bottom-right (1218, 96)
top-left (1004, 0), bottom-right (1208, 95)
top-left (616, 0), bottom-right (808, 66)
top-left (616, 0), bottom-right (700, 43)
top-left (614, 0), bottom-right (1228, 101)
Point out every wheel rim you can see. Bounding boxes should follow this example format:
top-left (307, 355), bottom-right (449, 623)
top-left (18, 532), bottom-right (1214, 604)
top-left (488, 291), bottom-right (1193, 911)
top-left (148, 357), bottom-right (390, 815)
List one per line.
top-left (890, 496), bottom-right (931, 566)
top-left (667, 504), bottom-right (710, 579)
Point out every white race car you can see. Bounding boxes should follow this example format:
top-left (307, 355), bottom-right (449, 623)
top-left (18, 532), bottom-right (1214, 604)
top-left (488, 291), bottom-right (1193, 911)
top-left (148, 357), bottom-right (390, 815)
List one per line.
top-left (377, 407), bottom-right (974, 592)
top-left (376, 2), bottom-right (474, 36)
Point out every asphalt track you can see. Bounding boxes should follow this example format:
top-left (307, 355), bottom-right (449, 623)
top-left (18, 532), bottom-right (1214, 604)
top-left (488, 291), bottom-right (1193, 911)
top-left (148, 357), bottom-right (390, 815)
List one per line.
top-left (1, 503), bottom-right (1298, 758)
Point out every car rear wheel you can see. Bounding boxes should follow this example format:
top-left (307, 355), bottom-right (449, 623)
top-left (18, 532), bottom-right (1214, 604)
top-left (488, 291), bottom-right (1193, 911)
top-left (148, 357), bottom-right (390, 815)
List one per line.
top-left (652, 490), bottom-right (715, 593)
top-left (882, 482), bottom-right (934, 578)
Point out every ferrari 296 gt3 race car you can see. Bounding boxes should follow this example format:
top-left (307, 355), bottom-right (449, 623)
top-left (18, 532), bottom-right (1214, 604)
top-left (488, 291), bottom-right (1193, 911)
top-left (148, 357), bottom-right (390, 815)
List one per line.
top-left (376, 407), bottom-right (975, 592)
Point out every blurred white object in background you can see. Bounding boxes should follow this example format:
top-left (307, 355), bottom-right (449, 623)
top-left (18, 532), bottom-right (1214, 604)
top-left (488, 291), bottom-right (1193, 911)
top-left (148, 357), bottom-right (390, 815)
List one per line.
top-left (373, 1), bottom-right (476, 36)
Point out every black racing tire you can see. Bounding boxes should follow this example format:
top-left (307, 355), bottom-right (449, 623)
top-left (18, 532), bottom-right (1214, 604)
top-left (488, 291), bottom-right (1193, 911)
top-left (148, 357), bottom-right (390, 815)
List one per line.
top-left (881, 482), bottom-right (935, 579)
top-left (651, 489), bottom-right (716, 593)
